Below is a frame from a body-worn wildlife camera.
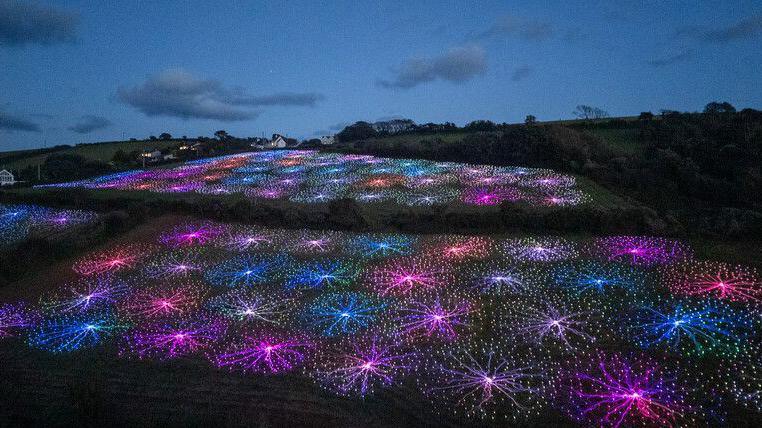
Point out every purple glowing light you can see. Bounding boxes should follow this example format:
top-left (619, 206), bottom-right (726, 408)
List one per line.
top-left (213, 333), bottom-right (311, 373)
top-left (397, 298), bottom-right (471, 341)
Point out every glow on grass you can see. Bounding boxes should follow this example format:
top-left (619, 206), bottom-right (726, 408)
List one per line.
top-left (122, 284), bottom-right (206, 319)
top-left (369, 257), bottom-right (450, 295)
top-left (205, 254), bottom-right (287, 288)
top-left (631, 301), bottom-right (749, 357)
top-left (664, 261), bottom-right (761, 303)
top-left (553, 261), bottom-right (644, 295)
top-left (144, 250), bottom-right (205, 279)
top-left (121, 317), bottom-right (226, 360)
top-left (207, 288), bottom-right (293, 325)
top-left (43, 276), bottom-right (130, 313)
top-left (424, 343), bottom-right (548, 421)
top-left (594, 236), bottom-right (692, 266)
top-left (0, 302), bottom-right (38, 337)
top-left (72, 245), bottom-right (147, 276)
top-left (212, 331), bottom-right (312, 374)
top-left (503, 237), bottom-right (576, 262)
top-left (465, 261), bottom-right (538, 295)
top-left (159, 223), bottom-right (224, 247)
top-left (349, 234), bottom-right (415, 258)
top-left (396, 297), bottom-right (471, 341)
top-left (316, 339), bottom-right (416, 396)
top-left (308, 292), bottom-right (386, 337)
top-left (562, 352), bottom-right (688, 428)
top-left (515, 302), bottom-right (596, 350)
top-left (427, 236), bottom-right (494, 262)
top-left (285, 259), bottom-right (359, 291)
top-left (29, 313), bottom-right (126, 352)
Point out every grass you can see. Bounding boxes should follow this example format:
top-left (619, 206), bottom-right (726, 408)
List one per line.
top-left (1, 214), bottom-right (760, 427)
top-left (0, 140), bottom-right (181, 170)
top-left (585, 128), bottom-right (642, 156)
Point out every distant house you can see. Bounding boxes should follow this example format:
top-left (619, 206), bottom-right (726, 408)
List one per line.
top-left (319, 135), bottom-right (335, 145)
top-left (250, 137), bottom-right (271, 149)
top-left (163, 154), bottom-right (177, 161)
top-left (0, 169), bottom-right (15, 186)
top-left (179, 142), bottom-right (203, 151)
top-left (141, 150), bottom-right (162, 163)
top-left (271, 134), bottom-right (288, 148)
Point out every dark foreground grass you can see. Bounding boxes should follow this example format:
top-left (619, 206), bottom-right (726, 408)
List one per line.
top-left (0, 339), bottom-right (464, 428)
top-left (1, 216), bottom-right (761, 427)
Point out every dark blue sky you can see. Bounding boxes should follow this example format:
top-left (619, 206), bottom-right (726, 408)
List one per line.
top-left (1, 0), bottom-right (761, 151)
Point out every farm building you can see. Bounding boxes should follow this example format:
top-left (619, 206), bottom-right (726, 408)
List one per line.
top-left (0, 169), bottom-right (16, 186)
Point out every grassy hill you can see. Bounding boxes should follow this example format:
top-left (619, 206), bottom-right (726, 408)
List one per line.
top-left (0, 139), bottom-right (180, 170)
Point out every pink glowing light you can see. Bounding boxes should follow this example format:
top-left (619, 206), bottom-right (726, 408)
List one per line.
top-left (397, 298), bottom-right (471, 340)
top-left (213, 333), bottom-right (311, 373)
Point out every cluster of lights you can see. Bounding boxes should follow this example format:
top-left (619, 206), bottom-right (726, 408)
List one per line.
top-left (503, 237), bottom-right (577, 262)
top-left (0, 203), bottom-right (98, 247)
top-left (37, 150), bottom-right (589, 208)
top-left (0, 220), bottom-right (760, 425)
top-left (628, 300), bottom-right (752, 357)
top-left (664, 260), bottom-right (761, 304)
top-left (560, 352), bottom-right (691, 427)
top-left (593, 236), bottom-right (692, 266)
top-left (420, 340), bottom-right (553, 421)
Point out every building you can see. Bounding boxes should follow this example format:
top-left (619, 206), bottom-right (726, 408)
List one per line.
top-left (319, 135), bottom-right (335, 145)
top-left (271, 134), bottom-right (288, 148)
top-left (0, 169), bottom-right (15, 186)
top-left (140, 150), bottom-right (163, 163)
top-left (249, 137), bottom-right (271, 149)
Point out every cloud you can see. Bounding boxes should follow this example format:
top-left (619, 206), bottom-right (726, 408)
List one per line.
top-left (646, 50), bottom-right (693, 67)
top-left (68, 115), bottom-right (112, 134)
top-left (676, 13), bottom-right (762, 44)
top-left (117, 69), bottom-right (323, 121)
top-left (0, 111), bottom-right (41, 132)
top-left (0, 0), bottom-right (78, 46)
top-left (476, 15), bottom-right (553, 41)
top-left (232, 92), bottom-right (324, 107)
top-left (702, 13), bottom-right (762, 42)
top-left (511, 65), bottom-right (533, 82)
top-left (378, 45), bottom-right (487, 89)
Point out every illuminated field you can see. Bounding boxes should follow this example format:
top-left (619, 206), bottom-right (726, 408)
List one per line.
top-left (39, 150), bottom-right (589, 207)
top-left (1, 219), bottom-right (760, 426)
top-left (0, 203), bottom-right (98, 247)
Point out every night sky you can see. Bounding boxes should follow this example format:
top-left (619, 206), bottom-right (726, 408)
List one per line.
top-left (1, 0), bottom-right (761, 151)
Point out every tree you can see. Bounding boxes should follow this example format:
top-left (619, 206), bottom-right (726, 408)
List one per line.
top-left (573, 105), bottom-right (609, 120)
top-left (704, 101), bottom-right (736, 114)
top-left (638, 111), bottom-right (654, 121)
top-left (148, 135), bottom-right (157, 141)
top-left (43, 154), bottom-right (112, 182)
top-left (464, 120), bottom-right (497, 132)
top-left (525, 115), bottom-right (537, 125)
top-left (111, 149), bottom-right (132, 164)
top-left (159, 132), bottom-right (172, 140)
top-left (336, 122), bottom-right (378, 142)
top-left (214, 130), bottom-right (229, 140)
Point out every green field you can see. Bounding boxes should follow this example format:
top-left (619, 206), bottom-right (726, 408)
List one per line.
top-left (0, 140), bottom-right (180, 169)
top-left (585, 128), bottom-right (642, 156)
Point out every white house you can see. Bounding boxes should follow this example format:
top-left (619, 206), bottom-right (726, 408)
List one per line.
top-left (141, 150), bottom-right (163, 163)
top-left (319, 135), bottom-right (335, 145)
top-left (271, 134), bottom-right (288, 148)
top-left (0, 169), bottom-right (15, 186)
top-left (0, 169), bottom-right (15, 185)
